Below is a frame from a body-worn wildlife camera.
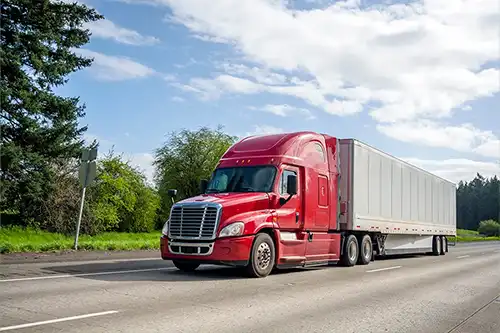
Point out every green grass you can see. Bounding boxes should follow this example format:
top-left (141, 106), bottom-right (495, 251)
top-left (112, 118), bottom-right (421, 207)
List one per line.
top-left (457, 229), bottom-right (479, 236)
top-left (449, 235), bottom-right (500, 242)
top-left (449, 229), bottom-right (499, 242)
top-left (0, 226), bottom-right (161, 254)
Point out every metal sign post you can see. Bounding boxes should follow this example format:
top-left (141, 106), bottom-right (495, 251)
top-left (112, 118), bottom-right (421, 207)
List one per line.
top-left (74, 147), bottom-right (97, 250)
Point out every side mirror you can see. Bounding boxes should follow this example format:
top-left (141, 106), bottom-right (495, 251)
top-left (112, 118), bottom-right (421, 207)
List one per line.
top-left (167, 189), bottom-right (177, 204)
top-left (286, 174), bottom-right (297, 195)
top-left (200, 179), bottom-right (208, 194)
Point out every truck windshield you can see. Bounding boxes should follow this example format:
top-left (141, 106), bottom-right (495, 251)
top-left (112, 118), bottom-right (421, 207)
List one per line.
top-left (206, 166), bottom-right (276, 193)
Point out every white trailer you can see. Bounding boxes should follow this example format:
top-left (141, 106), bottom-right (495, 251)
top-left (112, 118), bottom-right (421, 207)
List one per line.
top-left (339, 139), bottom-right (457, 256)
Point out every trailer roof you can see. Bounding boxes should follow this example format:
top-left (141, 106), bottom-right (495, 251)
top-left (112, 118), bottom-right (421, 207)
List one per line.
top-left (339, 138), bottom-right (457, 186)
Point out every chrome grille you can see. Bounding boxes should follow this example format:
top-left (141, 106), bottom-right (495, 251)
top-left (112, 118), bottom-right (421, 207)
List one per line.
top-left (168, 203), bottom-right (221, 240)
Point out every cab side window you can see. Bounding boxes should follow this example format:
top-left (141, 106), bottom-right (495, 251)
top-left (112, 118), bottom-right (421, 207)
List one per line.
top-left (280, 169), bottom-right (297, 196)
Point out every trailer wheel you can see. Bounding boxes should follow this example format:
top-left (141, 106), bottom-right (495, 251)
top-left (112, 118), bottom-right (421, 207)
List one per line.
top-left (340, 235), bottom-right (359, 267)
top-left (440, 236), bottom-right (447, 255)
top-left (357, 234), bottom-right (372, 265)
top-left (172, 260), bottom-right (200, 272)
top-left (432, 236), bottom-right (441, 256)
top-left (245, 233), bottom-right (275, 278)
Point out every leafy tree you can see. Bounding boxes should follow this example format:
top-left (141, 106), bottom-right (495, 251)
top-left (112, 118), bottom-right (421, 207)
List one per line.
top-left (125, 186), bottom-right (160, 233)
top-left (88, 152), bottom-right (159, 233)
top-left (154, 126), bottom-right (237, 224)
top-left (0, 0), bottom-right (103, 224)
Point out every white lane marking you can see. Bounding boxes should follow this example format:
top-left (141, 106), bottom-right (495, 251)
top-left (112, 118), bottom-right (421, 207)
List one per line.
top-left (456, 255), bottom-right (470, 259)
top-left (3, 257), bottom-right (162, 266)
top-left (494, 250), bottom-right (500, 253)
top-left (0, 267), bottom-right (175, 283)
top-left (0, 310), bottom-right (119, 331)
top-left (366, 266), bottom-right (402, 273)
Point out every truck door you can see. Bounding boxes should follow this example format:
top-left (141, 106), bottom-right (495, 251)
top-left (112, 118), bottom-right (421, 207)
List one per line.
top-left (276, 165), bottom-right (302, 231)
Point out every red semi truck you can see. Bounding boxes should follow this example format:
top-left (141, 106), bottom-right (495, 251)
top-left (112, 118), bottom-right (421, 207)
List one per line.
top-left (160, 131), bottom-right (457, 278)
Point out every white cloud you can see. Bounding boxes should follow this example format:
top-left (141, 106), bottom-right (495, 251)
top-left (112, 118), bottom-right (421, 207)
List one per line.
top-left (171, 96), bottom-right (185, 102)
top-left (377, 120), bottom-right (500, 158)
top-left (218, 63), bottom-right (288, 85)
top-left (246, 125), bottom-right (285, 137)
top-left (75, 48), bottom-right (156, 81)
top-left (178, 75), bottom-right (364, 115)
top-left (164, 74), bottom-right (177, 82)
top-left (174, 75), bottom-right (262, 100)
top-left (155, 0), bottom-right (498, 123)
top-left (249, 104), bottom-right (315, 119)
top-left (400, 158), bottom-right (499, 184)
top-left (84, 19), bottom-right (160, 46)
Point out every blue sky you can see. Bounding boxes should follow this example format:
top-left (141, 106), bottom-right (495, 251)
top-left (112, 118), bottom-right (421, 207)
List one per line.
top-left (57, 0), bottom-right (499, 183)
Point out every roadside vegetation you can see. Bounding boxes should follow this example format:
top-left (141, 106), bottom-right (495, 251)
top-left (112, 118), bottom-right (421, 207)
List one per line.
top-left (0, 227), bottom-right (160, 254)
top-left (0, 0), bottom-right (498, 254)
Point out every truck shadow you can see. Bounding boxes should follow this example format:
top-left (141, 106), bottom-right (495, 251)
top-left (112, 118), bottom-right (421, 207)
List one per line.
top-left (39, 255), bottom-right (426, 283)
top-left (374, 254), bottom-right (428, 261)
top-left (40, 260), bottom-right (314, 282)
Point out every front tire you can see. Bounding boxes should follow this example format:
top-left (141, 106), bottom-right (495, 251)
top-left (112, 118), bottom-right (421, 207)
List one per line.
top-left (339, 234), bottom-right (359, 266)
top-left (245, 233), bottom-right (275, 278)
top-left (172, 260), bottom-right (200, 272)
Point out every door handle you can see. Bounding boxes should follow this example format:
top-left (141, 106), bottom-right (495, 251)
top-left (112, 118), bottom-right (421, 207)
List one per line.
top-left (295, 211), bottom-right (299, 223)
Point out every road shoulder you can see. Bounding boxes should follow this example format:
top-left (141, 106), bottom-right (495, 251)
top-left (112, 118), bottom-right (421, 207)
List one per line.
top-left (1, 249), bottom-right (160, 265)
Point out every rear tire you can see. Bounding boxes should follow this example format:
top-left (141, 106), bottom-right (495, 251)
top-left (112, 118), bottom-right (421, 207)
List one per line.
top-left (339, 235), bottom-right (359, 266)
top-left (245, 233), bottom-right (275, 278)
top-left (172, 260), bottom-right (200, 272)
top-left (432, 236), bottom-right (441, 256)
top-left (357, 234), bottom-right (372, 265)
top-left (440, 236), bottom-right (447, 255)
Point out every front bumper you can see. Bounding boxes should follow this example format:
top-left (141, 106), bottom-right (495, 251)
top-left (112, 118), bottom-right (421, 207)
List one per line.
top-left (160, 235), bottom-right (254, 266)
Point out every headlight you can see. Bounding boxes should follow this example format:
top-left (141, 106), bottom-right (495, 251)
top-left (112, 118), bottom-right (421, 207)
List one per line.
top-left (219, 222), bottom-right (244, 238)
top-left (162, 220), bottom-right (169, 236)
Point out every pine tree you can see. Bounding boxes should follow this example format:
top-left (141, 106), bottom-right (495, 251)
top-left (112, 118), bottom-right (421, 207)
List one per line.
top-left (0, 0), bottom-right (103, 224)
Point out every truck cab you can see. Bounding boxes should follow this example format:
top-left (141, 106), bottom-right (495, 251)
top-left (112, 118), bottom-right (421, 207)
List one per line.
top-left (160, 131), bottom-right (343, 277)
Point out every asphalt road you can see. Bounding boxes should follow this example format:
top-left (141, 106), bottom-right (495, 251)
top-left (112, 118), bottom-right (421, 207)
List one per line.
top-left (1, 242), bottom-right (499, 333)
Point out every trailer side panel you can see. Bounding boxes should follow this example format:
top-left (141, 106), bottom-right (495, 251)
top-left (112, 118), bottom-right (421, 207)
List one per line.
top-left (339, 139), bottom-right (456, 236)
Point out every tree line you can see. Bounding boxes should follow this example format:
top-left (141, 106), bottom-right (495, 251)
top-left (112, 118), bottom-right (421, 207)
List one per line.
top-left (457, 174), bottom-right (499, 236)
top-left (1, 0), bottom-right (498, 235)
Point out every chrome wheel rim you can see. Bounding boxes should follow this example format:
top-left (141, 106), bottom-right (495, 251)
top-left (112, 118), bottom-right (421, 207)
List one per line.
top-left (349, 241), bottom-right (357, 262)
top-left (257, 242), bottom-right (271, 270)
top-left (364, 241), bottom-right (371, 260)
